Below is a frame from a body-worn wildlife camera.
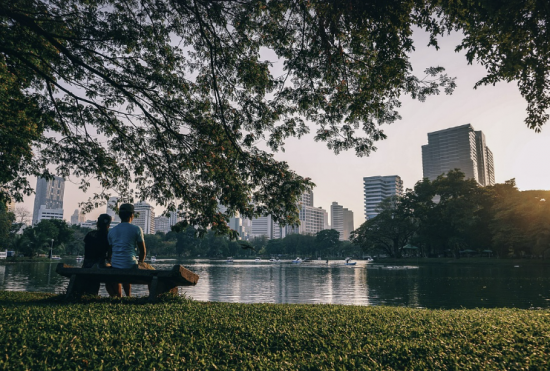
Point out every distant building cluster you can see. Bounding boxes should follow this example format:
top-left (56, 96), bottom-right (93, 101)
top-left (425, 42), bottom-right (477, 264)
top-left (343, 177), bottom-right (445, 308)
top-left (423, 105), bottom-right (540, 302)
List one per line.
top-left (26, 123), bottom-right (495, 242)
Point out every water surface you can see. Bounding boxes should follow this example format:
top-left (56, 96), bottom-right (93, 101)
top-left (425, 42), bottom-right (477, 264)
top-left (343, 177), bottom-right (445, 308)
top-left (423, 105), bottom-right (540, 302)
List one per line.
top-left (1, 259), bottom-right (549, 309)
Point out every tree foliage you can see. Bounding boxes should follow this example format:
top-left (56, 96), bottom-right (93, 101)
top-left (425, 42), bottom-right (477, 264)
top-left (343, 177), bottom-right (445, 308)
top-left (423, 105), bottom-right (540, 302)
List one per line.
top-left (1, 0), bottom-right (548, 234)
top-left (352, 171), bottom-right (550, 259)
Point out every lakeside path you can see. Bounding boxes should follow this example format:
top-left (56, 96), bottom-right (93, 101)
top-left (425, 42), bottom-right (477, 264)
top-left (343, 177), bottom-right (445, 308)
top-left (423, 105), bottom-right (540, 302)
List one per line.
top-left (1, 291), bottom-right (549, 370)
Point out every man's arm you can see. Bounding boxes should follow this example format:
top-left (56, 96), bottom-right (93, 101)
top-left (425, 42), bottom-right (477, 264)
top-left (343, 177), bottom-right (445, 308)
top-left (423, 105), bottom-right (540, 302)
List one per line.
top-left (137, 240), bottom-right (146, 263)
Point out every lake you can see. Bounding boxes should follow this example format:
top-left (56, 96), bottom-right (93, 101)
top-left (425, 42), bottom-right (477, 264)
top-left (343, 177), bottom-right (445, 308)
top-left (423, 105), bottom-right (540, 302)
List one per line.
top-left (1, 259), bottom-right (550, 309)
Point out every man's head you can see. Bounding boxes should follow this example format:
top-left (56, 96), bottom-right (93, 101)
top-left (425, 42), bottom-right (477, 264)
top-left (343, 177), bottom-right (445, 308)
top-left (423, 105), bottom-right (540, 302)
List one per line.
top-left (119, 203), bottom-right (135, 222)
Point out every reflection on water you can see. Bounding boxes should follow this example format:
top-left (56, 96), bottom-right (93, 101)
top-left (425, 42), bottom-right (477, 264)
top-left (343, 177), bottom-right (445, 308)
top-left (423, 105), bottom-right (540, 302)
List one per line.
top-left (2, 259), bottom-right (550, 309)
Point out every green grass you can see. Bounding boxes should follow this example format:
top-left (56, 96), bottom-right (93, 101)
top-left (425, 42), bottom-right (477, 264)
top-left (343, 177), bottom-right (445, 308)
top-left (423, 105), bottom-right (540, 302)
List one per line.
top-left (1, 291), bottom-right (549, 370)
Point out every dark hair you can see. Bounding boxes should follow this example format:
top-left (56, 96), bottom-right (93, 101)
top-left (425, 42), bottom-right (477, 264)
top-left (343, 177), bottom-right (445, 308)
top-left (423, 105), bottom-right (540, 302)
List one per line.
top-left (119, 210), bottom-right (133, 221)
top-left (97, 214), bottom-right (112, 231)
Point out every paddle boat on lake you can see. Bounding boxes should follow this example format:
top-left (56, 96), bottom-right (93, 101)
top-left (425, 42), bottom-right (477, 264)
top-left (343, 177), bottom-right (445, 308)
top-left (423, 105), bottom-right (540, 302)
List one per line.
top-left (344, 257), bottom-right (356, 266)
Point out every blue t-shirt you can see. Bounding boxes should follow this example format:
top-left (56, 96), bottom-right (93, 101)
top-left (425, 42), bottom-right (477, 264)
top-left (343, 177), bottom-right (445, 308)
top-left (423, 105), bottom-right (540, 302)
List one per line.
top-left (108, 222), bottom-right (144, 268)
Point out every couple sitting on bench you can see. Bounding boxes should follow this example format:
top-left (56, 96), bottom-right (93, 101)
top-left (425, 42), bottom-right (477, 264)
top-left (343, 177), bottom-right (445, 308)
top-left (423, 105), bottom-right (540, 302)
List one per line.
top-left (82, 203), bottom-right (154, 297)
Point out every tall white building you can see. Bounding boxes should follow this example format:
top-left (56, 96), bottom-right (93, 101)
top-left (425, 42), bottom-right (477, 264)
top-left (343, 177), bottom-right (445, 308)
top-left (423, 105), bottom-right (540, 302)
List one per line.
top-left (330, 202), bottom-right (344, 240)
top-left (32, 176), bottom-right (65, 224)
top-left (363, 175), bottom-right (404, 220)
top-left (298, 192), bottom-right (328, 235)
top-left (169, 211), bottom-right (179, 228)
top-left (249, 215), bottom-right (285, 240)
top-left (422, 124), bottom-right (495, 186)
top-left (132, 201), bottom-right (155, 234)
top-left (106, 197), bottom-right (121, 223)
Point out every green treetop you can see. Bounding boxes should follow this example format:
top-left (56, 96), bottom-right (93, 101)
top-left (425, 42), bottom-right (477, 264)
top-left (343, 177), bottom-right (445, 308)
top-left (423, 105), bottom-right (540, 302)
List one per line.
top-left (1, 0), bottom-right (548, 235)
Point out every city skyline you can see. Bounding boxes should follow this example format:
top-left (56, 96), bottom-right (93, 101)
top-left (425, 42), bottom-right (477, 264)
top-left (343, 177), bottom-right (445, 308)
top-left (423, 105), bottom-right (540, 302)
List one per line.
top-left (15, 29), bottom-right (550, 229)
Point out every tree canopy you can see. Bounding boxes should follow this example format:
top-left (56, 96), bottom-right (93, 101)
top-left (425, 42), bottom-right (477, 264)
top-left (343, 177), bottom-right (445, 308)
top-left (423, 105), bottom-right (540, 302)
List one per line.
top-left (351, 171), bottom-right (550, 259)
top-left (1, 0), bottom-right (548, 234)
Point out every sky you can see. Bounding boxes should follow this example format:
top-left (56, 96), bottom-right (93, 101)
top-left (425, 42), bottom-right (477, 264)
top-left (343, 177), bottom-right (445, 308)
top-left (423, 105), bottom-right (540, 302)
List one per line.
top-left (18, 29), bottom-right (550, 229)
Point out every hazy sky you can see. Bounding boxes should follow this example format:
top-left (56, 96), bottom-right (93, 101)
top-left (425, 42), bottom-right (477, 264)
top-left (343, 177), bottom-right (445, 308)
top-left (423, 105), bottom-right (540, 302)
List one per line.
top-left (19, 29), bottom-right (550, 229)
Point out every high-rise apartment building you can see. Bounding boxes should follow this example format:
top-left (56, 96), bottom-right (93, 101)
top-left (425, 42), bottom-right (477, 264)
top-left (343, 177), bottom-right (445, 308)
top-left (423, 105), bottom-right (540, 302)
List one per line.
top-left (330, 202), bottom-right (353, 240)
top-left (106, 197), bottom-right (121, 223)
top-left (363, 175), bottom-right (404, 220)
top-left (298, 192), bottom-right (328, 235)
top-left (169, 211), bottom-right (179, 228)
top-left (249, 215), bottom-right (285, 240)
top-left (343, 208), bottom-right (354, 241)
top-left (32, 176), bottom-right (65, 224)
top-left (422, 124), bottom-right (495, 186)
top-left (154, 216), bottom-right (171, 233)
top-left (132, 201), bottom-right (155, 234)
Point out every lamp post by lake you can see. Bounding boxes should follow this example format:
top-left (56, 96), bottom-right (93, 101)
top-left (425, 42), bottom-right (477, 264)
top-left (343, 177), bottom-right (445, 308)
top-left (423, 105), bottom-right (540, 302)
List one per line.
top-left (49, 239), bottom-right (54, 259)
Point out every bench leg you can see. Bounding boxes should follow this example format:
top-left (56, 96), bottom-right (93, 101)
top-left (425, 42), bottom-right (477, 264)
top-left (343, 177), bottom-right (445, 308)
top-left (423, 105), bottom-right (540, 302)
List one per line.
top-left (66, 274), bottom-right (77, 298)
top-left (148, 277), bottom-right (178, 302)
top-left (66, 275), bottom-right (100, 299)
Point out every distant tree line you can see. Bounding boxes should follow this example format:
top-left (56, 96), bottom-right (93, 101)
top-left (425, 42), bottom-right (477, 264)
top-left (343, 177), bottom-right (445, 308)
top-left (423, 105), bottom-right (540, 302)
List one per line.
top-left (351, 170), bottom-right (550, 259)
top-left (0, 208), bottom-right (364, 259)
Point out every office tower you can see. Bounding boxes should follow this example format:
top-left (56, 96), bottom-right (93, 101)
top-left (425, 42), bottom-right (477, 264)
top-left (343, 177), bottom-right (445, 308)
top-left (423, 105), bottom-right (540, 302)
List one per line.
top-left (298, 192), bottom-right (328, 235)
top-left (422, 124), bottom-right (495, 186)
top-left (330, 202), bottom-right (353, 241)
top-left (106, 197), bottom-right (121, 222)
top-left (343, 208), bottom-right (354, 241)
top-left (169, 211), bottom-right (179, 227)
top-left (32, 176), bottom-right (65, 224)
top-left (154, 216), bottom-right (171, 233)
top-left (132, 201), bottom-right (155, 234)
top-left (249, 215), bottom-right (284, 239)
top-left (363, 175), bottom-right (404, 220)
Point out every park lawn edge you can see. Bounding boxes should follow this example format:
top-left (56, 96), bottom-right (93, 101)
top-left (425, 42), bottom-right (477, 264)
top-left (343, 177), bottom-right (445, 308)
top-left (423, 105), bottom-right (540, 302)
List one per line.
top-left (1, 291), bottom-right (549, 370)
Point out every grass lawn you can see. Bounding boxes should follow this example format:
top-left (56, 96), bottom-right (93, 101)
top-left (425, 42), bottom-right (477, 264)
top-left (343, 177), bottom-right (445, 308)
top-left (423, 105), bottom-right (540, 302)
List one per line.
top-left (0, 291), bottom-right (549, 370)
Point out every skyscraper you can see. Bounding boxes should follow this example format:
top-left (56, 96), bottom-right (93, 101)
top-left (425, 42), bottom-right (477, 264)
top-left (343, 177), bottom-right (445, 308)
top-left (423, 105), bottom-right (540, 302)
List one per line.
top-left (154, 216), bottom-right (171, 233)
top-left (32, 176), bottom-right (65, 224)
top-left (298, 192), bottom-right (328, 235)
top-left (422, 124), bottom-right (495, 186)
top-left (343, 208), bottom-right (354, 241)
top-left (249, 215), bottom-right (284, 239)
top-left (132, 201), bottom-right (155, 234)
top-left (363, 175), bottom-right (404, 220)
top-left (330, 202), bottom-right (353, 240)
top-left (106, 197), bottom-right (121, 223)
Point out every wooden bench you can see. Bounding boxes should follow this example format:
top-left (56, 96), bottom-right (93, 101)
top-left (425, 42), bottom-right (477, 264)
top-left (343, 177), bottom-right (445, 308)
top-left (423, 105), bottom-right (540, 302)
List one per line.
top-left (56, 263), bottom-right (199, 301)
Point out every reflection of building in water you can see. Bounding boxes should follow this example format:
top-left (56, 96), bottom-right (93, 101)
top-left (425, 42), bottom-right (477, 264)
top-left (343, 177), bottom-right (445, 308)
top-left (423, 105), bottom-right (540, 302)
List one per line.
top-left (0, 265), bottom-right (5, 286)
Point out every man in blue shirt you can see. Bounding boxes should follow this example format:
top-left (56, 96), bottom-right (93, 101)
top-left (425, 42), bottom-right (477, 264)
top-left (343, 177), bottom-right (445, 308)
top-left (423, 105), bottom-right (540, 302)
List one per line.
top-left (108, 203), bottom-right (149, 296)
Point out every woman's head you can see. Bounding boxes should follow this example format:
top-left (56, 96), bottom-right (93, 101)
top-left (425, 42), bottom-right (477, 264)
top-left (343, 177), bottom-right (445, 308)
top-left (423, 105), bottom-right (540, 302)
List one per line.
top-left (97, 214), bottom-right (112, 231)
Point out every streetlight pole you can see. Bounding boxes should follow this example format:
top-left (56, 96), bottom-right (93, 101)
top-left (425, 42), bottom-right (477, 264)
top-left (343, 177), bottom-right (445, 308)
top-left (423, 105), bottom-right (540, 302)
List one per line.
top-left (49, 239), bottom-right (54, 259)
